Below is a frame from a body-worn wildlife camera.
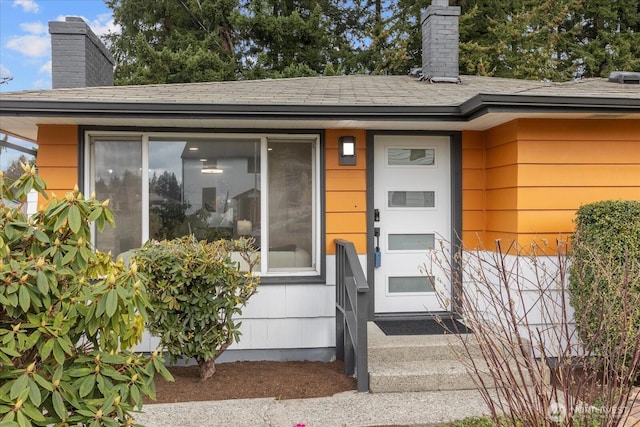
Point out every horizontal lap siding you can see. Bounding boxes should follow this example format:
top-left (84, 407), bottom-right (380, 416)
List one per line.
top-left (461, 131), bottom-right (485, 248)
top-left (325, 129), bottom-right (367, 254)
top-left (484, 122), bottom-right (518, 248)
top-left (462, 119), bottom-right (640, 252)
top-left (515, 119), bottom-right (640, 241)
top-left (36, 125), bottom-right (79, 204)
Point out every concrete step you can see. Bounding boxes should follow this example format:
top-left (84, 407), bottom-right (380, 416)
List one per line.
top-left (368, 359), bottom-right (535, 393)
top-left (366, 321), bottom-right (538, 393)
top-left (369, 359), bottom-right (483, 393)
top-left (368, 321), bottom-right (481, 363)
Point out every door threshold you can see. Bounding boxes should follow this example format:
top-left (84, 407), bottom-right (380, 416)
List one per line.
top-left (373, 311), bottom-right (454, 322)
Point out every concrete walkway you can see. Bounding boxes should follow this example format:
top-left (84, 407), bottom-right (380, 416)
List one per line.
top-left (135, 389), bottom-right (490, 427)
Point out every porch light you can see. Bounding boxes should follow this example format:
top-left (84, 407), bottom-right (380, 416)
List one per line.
top-left (339, 136), bottom-right (356, 165)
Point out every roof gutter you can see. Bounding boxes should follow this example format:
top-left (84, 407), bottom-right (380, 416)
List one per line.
top-left (0, 100), bottom-right (466, 122)
top-left (461, 93), bottom-right (640, 120)
top-left (1, 93), bottom-right (639, 126)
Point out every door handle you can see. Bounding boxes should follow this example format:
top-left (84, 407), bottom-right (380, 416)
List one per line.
top-left (374, 227), bottom-right (381, 268)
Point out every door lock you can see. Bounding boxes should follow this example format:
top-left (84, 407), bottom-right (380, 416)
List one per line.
top-left (374, 227), bottom-right (381, 268)
top-left (374, 209), bottom-right (380, 222)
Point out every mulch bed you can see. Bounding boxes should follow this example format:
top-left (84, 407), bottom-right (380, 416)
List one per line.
top-left (146, 360), bottom-right (357, 404)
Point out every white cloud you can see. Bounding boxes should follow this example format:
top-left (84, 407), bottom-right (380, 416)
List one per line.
top-left (4, 20), bottom-right (50, 58)
top-left (19, 21), bottom-right (47, 35)
top-left (39, 60), bottom-right (51, 74)
top-left (31, 78), bottom-right (49, 89)
top-left (89, 13), bottom-right (120, 37)
top-left (53, 13), bottom-right (120, 37)
top-left (13, 0), bottom-right (39, 13)
top-left (0, 64), bottom-right (12, 79)
top-left (5, 34), bottom-right (50, 58)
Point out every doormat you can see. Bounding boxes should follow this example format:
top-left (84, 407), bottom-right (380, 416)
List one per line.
top-left (375, 318), bottom-right (472, 336)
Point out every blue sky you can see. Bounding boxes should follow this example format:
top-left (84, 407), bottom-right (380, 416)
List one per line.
top-left (1, 1), bottom-right (114, 160)
top-left (0, 0), bottom-right (116, 93)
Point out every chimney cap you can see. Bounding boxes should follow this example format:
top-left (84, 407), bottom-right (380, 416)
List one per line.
top-left (608, 71), bottom-right (640, 84)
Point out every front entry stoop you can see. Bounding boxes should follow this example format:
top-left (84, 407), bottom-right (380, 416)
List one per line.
top-left (367, 321), bottom-right (486, 393)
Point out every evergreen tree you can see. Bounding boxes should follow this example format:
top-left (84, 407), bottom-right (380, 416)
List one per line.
top-left (104, 0), bottom-right (639, 84)
top-left (105, 0), bottom-right (239, 85)
top-left (456, 0), bottom-right (639, 80)
top-left (236, 0), bottom-right (361, 78)
top-left (574, 0), bottom-right (640, 77)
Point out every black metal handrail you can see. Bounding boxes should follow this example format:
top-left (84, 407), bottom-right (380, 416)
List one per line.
top-left (335, 239), bottom-right (369, 392)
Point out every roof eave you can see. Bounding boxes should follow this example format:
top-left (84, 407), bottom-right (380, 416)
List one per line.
top-left (0, 100), bottom-right (465, 122)
top-left (461, 93), bottom-right (640, 120)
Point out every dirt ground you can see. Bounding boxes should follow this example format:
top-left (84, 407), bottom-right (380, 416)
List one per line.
top-left (147, 360), bottom-right (357, 404)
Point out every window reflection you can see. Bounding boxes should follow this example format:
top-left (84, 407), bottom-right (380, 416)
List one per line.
top-left (148, 137), bottom-right (261, 246)
top-left (90, 134), bottom-right (317, 274)
top-left (268, 141), bottom-right (313, 269)
top-left (93, 139), bottom-right (142, 255)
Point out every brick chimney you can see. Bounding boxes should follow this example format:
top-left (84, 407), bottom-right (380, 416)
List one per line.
top-left (421, 0), bottom-right (461, 83)
top-left (49, 17), bottom-right (115, 89)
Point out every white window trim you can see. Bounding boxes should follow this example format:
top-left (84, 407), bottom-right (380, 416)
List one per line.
top-left (85, 131), bottom-right (321, 277)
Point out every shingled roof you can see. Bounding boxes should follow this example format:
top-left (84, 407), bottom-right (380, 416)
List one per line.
top-left (1, 74), bottom-right (639, 106)
top-left (1, 74), bottom-right (639, 142)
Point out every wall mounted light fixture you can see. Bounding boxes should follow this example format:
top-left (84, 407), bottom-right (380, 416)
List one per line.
top-left (339, 136), bottom-right (356, 165)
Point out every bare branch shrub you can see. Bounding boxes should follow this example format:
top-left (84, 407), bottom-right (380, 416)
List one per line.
top-left (426, 238), bottom-right (640, 426)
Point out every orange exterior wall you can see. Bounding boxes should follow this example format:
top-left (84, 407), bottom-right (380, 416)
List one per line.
top-left (35, 121), bottom-right (639, 255)
top-left (325, 129), bottom-right (367, 254)
top-left (35, 125), bottom-right (79, 204)
top-left (33, 125), bottom-right (368, 255)
top-left (462, 119), bottom-right (640, 250)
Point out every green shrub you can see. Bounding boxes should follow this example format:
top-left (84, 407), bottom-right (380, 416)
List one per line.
top-left (133, 235), bottom-right (259, 380)
top-left (0, 164), bottom-right (172, 427)
top-left (569, 200), bottom-right (640, 364)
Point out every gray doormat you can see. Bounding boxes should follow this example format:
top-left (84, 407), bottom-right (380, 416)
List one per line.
top-left (375, 318), bottom-right (472, 336)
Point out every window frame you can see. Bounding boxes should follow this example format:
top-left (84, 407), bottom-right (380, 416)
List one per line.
top-left (84, 130), bottom-right (323, 278)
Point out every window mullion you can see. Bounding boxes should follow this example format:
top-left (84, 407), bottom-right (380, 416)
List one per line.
top-left (141, 135), bottom-right (149, 244)
top-left (260, 136), bottom-right (269, 275)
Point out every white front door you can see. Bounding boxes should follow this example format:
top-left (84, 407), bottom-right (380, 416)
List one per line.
top-left (373, 135), bottom-right (451, 313)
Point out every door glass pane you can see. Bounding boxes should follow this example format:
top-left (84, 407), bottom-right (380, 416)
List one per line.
top-left (389, 234), bottom-right (435, 250)
top-left (388, 191), bottom-right (435, 207)
top-left (268, 140), bottom-right (313, 270)
top-left (93, 139), bottom-right (142, 256)
top-left (389, 276), bottom-right (435, 293)
top-left (388, 148), bottom-right (435, 165)
top-left (148, 137), bottom-right (261, 248)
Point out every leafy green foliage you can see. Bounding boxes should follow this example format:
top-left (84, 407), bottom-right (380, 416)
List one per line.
top-left (105, 0), bottom-right (238, 85)
top-left (457, 0), bottom-right (640, 80)
top-left (0, 163), bottom-right (172, 427)
top-left (132, 235), bottom-right (259, 380)
top-left (569, 200), bottom-right (640, 365)
top-left (237, 1), bottom-right (350, 77)
top-left (2, 154), bottom-right (36, 184)
top-left (104, 0), bottom-right (639, 83)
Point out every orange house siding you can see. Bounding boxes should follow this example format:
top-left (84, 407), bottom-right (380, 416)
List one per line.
top-left (35, 121), bottom-right (639, 256)
top-left (461, 119), bottom-right (640, 250)
top-left (325, 129), bottom-right (367, 254)
top-left (36, 125), bottom-right (79, 204)
top-left (461, 131), bottom-right (486, 248)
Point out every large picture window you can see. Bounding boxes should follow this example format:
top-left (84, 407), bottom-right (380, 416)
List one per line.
top-left (90, 138), bottom-right (142, 255)
top-left (88, 133), bottom-right (320, 276)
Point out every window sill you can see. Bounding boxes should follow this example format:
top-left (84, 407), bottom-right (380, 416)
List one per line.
top-left (259, 275), bottom-right (326, 285)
